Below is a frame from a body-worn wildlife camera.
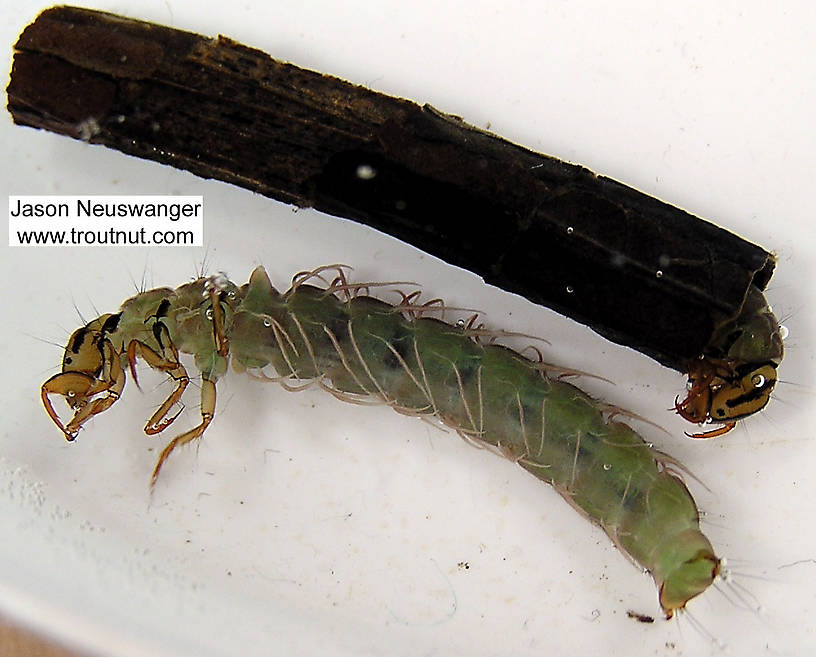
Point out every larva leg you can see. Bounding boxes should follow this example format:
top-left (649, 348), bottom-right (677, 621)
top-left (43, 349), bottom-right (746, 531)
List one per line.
top-left (41, 340), bottom-right (125, 438)
top-left (685, 421), bottom-right (736, 439)
top-left (209, 290), bottom-right (230, 356)
top-left (151, 377), bottom-right (217, 487)
top-left (674, 373), bottom-right (713, 425)
top-left (127, 338), bottom-right (189, 435)
top-left (61, 374), bottom-right (124, 434)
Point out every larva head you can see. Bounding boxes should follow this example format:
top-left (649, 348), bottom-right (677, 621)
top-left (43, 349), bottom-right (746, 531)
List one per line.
top-left (58, 314), bottom-right (119, 375)
top-left (41, 314), bottom-right (123, 440)
top-left (677, 358), bottom-right (778, 437)
top-left (709, 362), bottom-right (778, 422)
top-left (711, 296), bottom-right (783, 421)
top-left (680, 286), bottom-right (785, 433)
top-left (655, 530), bottom-right (720, 619)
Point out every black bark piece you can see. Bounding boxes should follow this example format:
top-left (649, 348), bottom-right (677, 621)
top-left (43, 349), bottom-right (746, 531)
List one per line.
top-left (7, 6), bottom-right (776, 372)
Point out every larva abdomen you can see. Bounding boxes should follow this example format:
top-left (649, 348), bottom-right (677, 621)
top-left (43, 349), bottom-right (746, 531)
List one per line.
top-left (230, 268), bottom-right (718, 615)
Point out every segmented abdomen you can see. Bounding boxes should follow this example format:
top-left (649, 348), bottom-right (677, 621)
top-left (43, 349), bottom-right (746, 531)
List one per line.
top-left (227, 267), bottom-right (718, 616)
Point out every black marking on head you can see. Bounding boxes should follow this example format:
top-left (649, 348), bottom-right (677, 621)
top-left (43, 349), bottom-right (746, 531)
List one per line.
top-left (734, 360), bottom-right (777, 379)
top-left (70, 328), bottom-right (88, 354)
top-left (101, 313), bottom-right (122, 335)
top-left (724, 383), bottom-right (775, 411)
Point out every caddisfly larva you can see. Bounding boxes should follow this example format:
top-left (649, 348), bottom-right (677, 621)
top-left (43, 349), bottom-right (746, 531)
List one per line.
top-left (675, 287), bottom-right (785, 438)
top-left (41, 265), bottom-right (720, 618)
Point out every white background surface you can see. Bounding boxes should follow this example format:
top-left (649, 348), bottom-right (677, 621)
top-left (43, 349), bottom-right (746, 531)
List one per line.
top-left (2, 1), bottom-right (814, 656)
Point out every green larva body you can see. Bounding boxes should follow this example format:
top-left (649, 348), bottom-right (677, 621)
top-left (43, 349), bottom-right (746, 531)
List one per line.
top-left (43, 266), bottom-right (719, 617)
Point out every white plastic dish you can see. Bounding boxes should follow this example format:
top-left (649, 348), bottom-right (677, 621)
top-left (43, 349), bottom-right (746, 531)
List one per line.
top-left (2, 2), bottom-right (814, 656)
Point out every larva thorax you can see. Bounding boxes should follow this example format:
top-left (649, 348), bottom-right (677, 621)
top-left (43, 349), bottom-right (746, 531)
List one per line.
top-left (42, 265), bottom-right (719, 618)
